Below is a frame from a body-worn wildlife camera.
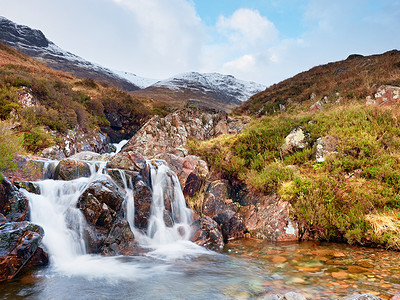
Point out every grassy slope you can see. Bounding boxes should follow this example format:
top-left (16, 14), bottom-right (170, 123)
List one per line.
top-left (0, 42), bottom-right (152, 154)
top-left (237, 50), bottom-right (400, 116)
top-left (189, 50), bottom-right (400, 250)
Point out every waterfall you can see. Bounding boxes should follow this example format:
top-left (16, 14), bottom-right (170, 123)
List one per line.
top-left (22, 156), bottom-right (202, 277)
top-left (143, 161), bottom-right (193, 245)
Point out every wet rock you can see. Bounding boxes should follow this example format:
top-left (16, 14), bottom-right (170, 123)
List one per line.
top-left (14, 181), bottom-right (40, 194)
top-left (345, 294), bottom-right (382, 300)
top-left (0, 213), bottom-right (6, 225)
top-left (103, 143), bottom-right (117, 154)
top-left (25, 246), bottom-right (49, 268)
top-left (0, 222), bottom-right (44, 281)
top-left (60, 129), bottom-right (110, 157)
top-left (281, 127), bottom-right (310, 155)
top-left (239, 195), bottom-right (298, 242)
top-left (77, 175), bottom-right (135, 254)
top-left (133, 180), bottom-right (152, 230)
top-left (213, 210), bottom-right (245, 242)
top-left (107, 151), bottom-right (147, 172)
top-left (262, 292), bottom-right (307, 300)
top-left (101, 217), bottom-right (136, 256)
top-left (68, 151), bottom-right (101, 161)
top-left (54, 159), bottom-right (92, 181)
top-left (106, 169), bottom-right (139, 189)
top-left (315, 136), bottom-right (338, 163)
top-left (156, 153), bottom-right (209, 191)
top-left (191, 217), bottom-right (224, 248)
top-left (0, 177), bottom-right (30, 222)
top-left (41, 145), bottom-right (66, 160)
top-left (331, 271), bottom-right (349, 279)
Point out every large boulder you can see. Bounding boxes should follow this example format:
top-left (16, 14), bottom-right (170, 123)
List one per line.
top-left (77, 175), bottom-right (135, 254)
top-left (191, 217), bottom-right (224, 248)
top-left (54, 159), bottom-right (92, 181)
top-left (281, 127), bottom-right (310, 155)
top-left (0, 177), bottom-right (30, 222)
top-left (203, 180), bottom-right (236, 217)
top-left (0, 222), bottom-right (44, 281)
top-left (132, 179), bottom-right (153, 230)
top-left (107, 152), bottom-right (147, 172)
top-left (41, 145), bottom-right (66, 160)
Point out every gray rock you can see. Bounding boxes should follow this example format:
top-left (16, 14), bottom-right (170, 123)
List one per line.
top-left (41, 145), bottom-right (66, 160)
top-left (315, 136), bottom-right (338, 163)
top-left (345, 294), bottom-right (382, 300)
top-left (281, 127), bottom-right (309, 155)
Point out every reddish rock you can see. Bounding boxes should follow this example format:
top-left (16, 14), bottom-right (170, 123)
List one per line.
top-left (374, 85), bottom-right (400, 106)
top-left (0, 222), bottom-right (44, 281)
top-left (0, 213), bottom-right (6, 225)
top-left (107, 152), bottom-right (147, 172)
top-left (133, 180), bottom-right (152, 230)
top-left (239, 195), bottom-right (299, 242)
top-left (156, 153), bottom-right (208, 191)
top-left (4, 155), bottom-right (47, 182)
top-left (54, 159), bottom-right (91, 181)
top-left (191, 217), bottom-right (224, 248)
top-left (203, 180), bottom-right (236, 218)
top-left (122, 107), bottom-right (250, 157)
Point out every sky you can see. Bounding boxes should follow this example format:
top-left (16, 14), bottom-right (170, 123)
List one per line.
top-left (0, 0), bottom-right (399, 86)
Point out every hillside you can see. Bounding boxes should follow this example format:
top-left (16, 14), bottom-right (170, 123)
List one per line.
top-left (131, 72), bottom-right (265, 112)
top-left (189, 50), bottom-right (400, 250)
top-left (0, 16), bottom-right (142, 92)
top-left (0, 41), bottom-right (152, 161)
top-left (237, 50), bottom-right (400, 116)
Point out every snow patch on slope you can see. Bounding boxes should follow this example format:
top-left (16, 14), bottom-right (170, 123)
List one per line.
top-left (152, 72), bottom-right (266, 102)
top-left (112, 70), bottom-right (159, 89)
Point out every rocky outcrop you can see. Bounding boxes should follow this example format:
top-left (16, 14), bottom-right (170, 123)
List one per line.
top-left (374, 85), bottom-right (400, 106)
top-left (0, 222), bottom-right (45, 281)
top-left (41, 146), bottom-right (66, 160)
top-left (263, 292), bottom-right (307, 300)
top-left (122, 108), bottom-right (250, 157)
top-left (77, 175), bottom-right (135, 255)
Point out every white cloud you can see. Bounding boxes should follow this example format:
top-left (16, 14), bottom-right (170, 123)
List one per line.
top-left (111, 0), bottom-right (207, 77)
top-left (217, 8), bottom-right (278, 47)
top-left (223, 54), bottom-right (256, 71)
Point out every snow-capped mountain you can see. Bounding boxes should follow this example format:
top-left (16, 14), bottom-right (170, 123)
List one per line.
top-left (152, 72), bottom-right (265, 102)
top-left (112, 70), bottom-right (158, 89)
top-left (131, 72), bottom-right (266, 111)
top-left (0, 16), bottom-right (146, 91)
top-left (0, 16), bottom-right (266, 110)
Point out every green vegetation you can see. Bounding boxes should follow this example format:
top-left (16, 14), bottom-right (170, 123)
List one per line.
top-left (189, 102), bottom-right (400, 249)
top-left (0, 120), bottom-right (23, 180)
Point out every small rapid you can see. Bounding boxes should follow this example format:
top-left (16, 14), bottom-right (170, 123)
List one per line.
top-left (21, 157), bottom-right (208, 281)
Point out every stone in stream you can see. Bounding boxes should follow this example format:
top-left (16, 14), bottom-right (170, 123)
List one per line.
top-left (0, 222), bottom-right (44, 281)
top-left (54, 159), bottom-right (92, 181)
top-left (0, 177), bottom-right (30, 222)
top-left (77, 176), bottom-right (136, 255)
top-left (191, 216), bottom-right (224, 248)
top-left (345, 294), bottom-right (382, 300)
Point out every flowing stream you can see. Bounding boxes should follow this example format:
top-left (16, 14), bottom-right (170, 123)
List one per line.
top-left (2, 161), bottom-right (400, 299)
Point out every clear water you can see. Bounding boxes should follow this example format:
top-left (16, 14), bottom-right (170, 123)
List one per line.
top-left (2, 161), bottom-right (400, 299)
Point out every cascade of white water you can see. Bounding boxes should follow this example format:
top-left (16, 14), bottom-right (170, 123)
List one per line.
top-left (118, 169), bottom-right (136, 232)
top-left (142, 161), bottom-right (193, 246)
